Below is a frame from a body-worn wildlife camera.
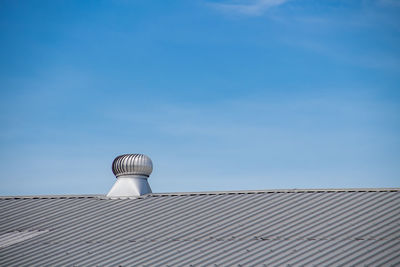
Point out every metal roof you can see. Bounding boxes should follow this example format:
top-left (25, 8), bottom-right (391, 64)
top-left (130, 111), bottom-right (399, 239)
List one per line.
top-left (0, 230), bottom-right (49, 249)
top-left (0, 188), bottom-right (399, 266)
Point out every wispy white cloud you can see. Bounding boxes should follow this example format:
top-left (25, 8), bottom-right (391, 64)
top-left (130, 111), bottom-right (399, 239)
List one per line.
top-left (208, 0), bottom-right (289, 16)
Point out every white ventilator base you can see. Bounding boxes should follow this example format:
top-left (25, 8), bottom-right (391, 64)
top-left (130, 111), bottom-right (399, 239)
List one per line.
top-left (107, 175), bottom-right (152, 198)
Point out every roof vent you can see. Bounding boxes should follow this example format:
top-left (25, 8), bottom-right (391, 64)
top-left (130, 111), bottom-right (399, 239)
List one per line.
top-left (107, 154), bottom-right (153, 198)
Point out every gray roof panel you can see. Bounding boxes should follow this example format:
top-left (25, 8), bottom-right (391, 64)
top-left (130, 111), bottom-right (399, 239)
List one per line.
top-left (0, 188), bottom-right (399, 266)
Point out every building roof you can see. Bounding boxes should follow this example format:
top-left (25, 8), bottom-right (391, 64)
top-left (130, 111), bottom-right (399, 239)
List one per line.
top-left (0, 188), bottom-right (399, 266)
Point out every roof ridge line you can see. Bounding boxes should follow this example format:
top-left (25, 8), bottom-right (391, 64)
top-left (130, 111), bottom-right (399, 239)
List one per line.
top-left (1, 188), bottom-right (399, 199)
top-left (146, 188), bottom-right (400, 197)
top-left (0, 195), bottom-right (102, 200)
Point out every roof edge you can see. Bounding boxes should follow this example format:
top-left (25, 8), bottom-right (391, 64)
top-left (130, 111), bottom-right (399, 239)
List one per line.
top-left (147, 187), bottom-right (400, 197)
top-left (1, 188), bottom-right (399, 199)
top-left (0, 194), bottom-right (103, 200)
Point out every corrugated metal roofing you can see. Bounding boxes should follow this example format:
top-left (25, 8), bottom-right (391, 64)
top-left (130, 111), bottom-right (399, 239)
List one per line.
top-left (0, 188), bottom-right (399, 266)
top-left (0, 230), bottom-right (49, 248)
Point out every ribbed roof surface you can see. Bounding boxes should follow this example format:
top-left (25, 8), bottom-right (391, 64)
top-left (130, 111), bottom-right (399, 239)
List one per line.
top-left (0, 188), bottom-right (399, 266)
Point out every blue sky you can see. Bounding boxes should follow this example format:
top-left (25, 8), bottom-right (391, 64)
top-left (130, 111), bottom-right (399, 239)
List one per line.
top-left (0, 0), bottom-right (399, 195)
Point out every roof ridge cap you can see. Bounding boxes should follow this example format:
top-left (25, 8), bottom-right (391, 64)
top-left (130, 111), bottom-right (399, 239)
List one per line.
top-left (0, 194), bottom-right (102, 199)
top-left (1, 188), bottom-right (399, 199)
top-left (146, 187), bottom-right (400, 197)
